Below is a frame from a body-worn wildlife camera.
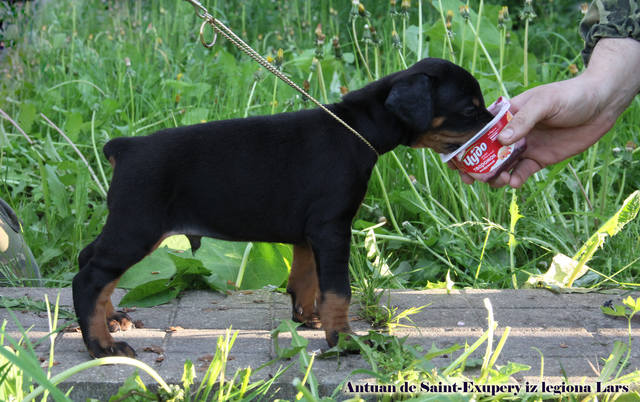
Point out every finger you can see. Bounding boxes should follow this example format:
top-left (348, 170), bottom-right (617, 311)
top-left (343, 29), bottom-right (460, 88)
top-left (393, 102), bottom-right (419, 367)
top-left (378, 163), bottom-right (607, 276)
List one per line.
top-left (508, 158), bottom-right (543, 188)
top-left (506, 90), bottom-right (536, 115)
top-left (459, 171), bottom-right (475, 185)
top-left (488, 171), bottom-right (511, 188)
top-left (499, 89), bottom-right (552, 146)
top-left (447, 161), bottom-right (475, 184)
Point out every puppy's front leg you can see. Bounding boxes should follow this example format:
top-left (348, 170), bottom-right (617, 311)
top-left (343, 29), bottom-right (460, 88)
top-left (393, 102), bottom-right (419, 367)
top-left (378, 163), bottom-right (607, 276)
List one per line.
top-left (309, 225), bottom-right (354, 347)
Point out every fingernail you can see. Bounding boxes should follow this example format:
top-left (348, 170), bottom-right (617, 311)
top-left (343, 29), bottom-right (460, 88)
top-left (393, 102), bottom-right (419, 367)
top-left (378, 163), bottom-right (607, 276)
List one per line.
top-left (499, 128), bottom-right (513, 143)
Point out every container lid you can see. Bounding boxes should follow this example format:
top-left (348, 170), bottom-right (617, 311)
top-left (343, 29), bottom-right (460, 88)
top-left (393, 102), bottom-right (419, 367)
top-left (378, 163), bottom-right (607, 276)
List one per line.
top-left (439, 97), bottom-right (511, 163)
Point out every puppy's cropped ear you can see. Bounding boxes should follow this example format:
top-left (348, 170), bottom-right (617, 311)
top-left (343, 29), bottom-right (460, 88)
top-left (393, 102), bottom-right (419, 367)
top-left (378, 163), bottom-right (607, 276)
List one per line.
top-left (384, 74), bottom-right (433, 132)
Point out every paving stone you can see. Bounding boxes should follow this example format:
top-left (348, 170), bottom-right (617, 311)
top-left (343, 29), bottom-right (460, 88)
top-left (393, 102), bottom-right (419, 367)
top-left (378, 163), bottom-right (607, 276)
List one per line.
top-left (1, 287), bottom-right (638, 401)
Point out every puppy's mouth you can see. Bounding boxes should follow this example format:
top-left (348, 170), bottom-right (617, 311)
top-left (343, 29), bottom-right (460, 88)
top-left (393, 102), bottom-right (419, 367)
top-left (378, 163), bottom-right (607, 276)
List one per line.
top-left (444, 142), bottom-right (466, 153)
top-left (411, 130), bottom-right (477, 154)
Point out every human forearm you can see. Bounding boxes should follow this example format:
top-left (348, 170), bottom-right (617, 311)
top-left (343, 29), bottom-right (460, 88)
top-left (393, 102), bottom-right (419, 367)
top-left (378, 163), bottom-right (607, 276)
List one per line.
top-left (582, 38), bottom-right (640, 123)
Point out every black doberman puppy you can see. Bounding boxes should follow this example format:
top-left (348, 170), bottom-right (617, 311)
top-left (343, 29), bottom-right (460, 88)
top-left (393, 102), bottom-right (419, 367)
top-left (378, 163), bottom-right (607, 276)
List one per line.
top-left (73, 58), bottom-right (494, 358)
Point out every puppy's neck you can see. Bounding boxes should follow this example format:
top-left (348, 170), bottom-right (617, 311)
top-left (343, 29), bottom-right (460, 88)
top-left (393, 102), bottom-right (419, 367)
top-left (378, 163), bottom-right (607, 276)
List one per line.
top-left (332, 99), bottom-right (412, 155)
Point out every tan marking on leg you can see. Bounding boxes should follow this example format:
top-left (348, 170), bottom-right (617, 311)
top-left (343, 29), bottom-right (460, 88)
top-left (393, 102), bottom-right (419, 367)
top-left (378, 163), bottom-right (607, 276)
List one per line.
top-left (288, 242), bottom-right (320, 326)
top-left (105, 298), bottom-right (119, 333)
top-left (88, 279), bottom-right (119, 349)
top-left (105, 299), bottom-right (115, 318)
top-left (319, 292), bottom-right (352, 346)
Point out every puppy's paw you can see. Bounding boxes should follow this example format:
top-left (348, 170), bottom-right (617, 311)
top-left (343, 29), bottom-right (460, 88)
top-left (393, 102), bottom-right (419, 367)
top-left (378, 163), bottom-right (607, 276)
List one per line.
top-left (300, 314), bottom-right (322, 329)
top-left (87, 339), bottom-right (137, 358)
top-left (107, 311), bottom-right (133, 332)
top-left (325, 327), bottom-right (355, 349)
top-left (292, 306), bottom-right (322, 329)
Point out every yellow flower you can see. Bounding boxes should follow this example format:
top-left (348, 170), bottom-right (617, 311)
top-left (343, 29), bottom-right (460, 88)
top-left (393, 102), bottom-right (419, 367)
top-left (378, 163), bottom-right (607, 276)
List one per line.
top-left (276, 48), bottom-right (284, 65)
top-left (459, 5), bottom-right (469, 20)
top-left (568, 64), bottom-right (578, 75)
top-left (358, 3), bottom-right (366, 16)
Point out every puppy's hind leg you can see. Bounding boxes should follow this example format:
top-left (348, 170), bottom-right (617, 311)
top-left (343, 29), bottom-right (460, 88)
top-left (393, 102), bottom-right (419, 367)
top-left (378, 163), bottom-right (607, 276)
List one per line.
top-left (78, 234), bottom-right (132, 333)
top-left (287, 242), bottom-right (321, 329)
top-left (73, 215), bottom-right (162, 358)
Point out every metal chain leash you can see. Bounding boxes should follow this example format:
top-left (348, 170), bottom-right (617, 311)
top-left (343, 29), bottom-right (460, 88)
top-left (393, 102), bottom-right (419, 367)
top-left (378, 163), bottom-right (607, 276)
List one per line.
top-left (183, 0), bottom-right (379, 157)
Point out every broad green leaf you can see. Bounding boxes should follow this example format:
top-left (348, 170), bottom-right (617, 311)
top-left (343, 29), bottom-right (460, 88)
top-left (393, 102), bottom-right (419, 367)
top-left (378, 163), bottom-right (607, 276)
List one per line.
top-left (118, 247), bottom-right (177, 289)
top-left (623, 296), bottom-right (640, 314)
top-left (181, 360), bottom-right (195, 391)
top-left (18, 102), bottom-right (36, 133)
top-left (599, 341), bottom-right (628, 382)
top-left (270, 320), bottom-right (306, 359)
top-left (181, 108), bottom-right (210, 125)
top-left (424, 342), bottom-right (462, 360)
top-left (567, 190), bottom-right (640, 287)
top-left (160, 235), bottom-right (191, 251)
top-left (601, 304), bottom-right (628, 318)
top-left (524, 253), bottom-right (591, 289)
top-left (527, 190), bottom-right (640, 289)
top-left (574, 190), bottom-right (640, 260)
top-left (488, 362), bottom-right (531, 383)
top-left (195, 238), bottom-right (290, 290)
top-left (508, 189), bottom-right (523, 248)
top-left (64, 112), bottom-right (83, 142)
top-left (119, 278), bottom-right (179, 307)
top-left (42, 164), bottom-right (68, 216)
top-left (109, 371), bottom-right (149, 401)
top-left (168, 253), bottom-right (210, 276)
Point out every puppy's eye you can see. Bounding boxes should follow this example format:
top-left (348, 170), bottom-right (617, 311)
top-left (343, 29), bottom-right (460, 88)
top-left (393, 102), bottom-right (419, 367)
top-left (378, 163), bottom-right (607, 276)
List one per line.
top-left (462, 107), bottom-right (477, 117)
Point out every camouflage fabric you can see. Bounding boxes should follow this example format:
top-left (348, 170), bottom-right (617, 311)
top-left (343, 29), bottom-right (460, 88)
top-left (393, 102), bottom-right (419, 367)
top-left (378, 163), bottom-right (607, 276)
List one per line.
top-left (580, 0), bottom-right (640, 64)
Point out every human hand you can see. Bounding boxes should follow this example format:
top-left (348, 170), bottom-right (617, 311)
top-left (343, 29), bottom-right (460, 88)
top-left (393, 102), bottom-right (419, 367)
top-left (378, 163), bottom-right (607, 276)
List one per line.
top-left (454, 38), bottom-right (640, 188)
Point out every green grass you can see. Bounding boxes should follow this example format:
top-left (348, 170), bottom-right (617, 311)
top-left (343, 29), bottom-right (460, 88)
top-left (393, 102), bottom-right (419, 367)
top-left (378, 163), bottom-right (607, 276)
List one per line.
top-left (2, 0), bottom-right (638, 291)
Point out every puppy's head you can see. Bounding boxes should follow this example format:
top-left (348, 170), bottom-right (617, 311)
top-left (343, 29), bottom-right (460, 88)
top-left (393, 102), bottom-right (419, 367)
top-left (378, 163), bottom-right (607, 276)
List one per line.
top-left (384, 58), bottom-right (494, 154)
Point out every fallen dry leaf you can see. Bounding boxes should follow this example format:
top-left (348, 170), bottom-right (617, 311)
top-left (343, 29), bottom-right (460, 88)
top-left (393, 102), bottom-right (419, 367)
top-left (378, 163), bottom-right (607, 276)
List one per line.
top-left (198, 354), bottom-right (214, 363)
top-left (143, 345), bottom-right (164, 354)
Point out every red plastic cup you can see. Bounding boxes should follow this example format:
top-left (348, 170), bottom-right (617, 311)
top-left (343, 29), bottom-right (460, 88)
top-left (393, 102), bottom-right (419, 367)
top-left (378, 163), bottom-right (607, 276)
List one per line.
top-left (440, 97), bottom-right (526, 182)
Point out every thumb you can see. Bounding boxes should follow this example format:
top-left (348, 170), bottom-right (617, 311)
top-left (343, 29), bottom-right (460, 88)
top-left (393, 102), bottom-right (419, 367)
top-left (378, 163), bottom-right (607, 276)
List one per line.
top-left (498, 90), bottom-right (549, 146)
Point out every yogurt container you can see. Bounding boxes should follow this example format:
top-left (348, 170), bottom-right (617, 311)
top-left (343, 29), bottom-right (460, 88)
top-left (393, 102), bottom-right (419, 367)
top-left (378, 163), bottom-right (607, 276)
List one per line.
top-left (440, 97), bottom-right (526, 182)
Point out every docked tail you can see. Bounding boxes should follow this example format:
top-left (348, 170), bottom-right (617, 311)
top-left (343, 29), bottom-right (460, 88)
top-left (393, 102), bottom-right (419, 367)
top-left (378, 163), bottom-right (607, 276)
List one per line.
top-left (103, 137), bottom-right (132, 168)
